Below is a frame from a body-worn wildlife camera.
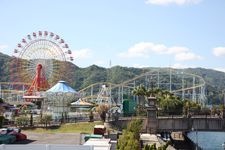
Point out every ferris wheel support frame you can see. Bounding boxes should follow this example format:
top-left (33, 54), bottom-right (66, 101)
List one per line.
top-left (8, 31), bottom-right (73, 103)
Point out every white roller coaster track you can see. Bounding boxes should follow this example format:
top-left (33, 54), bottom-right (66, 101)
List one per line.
top-left (78, 69), bottom-right (206, 106)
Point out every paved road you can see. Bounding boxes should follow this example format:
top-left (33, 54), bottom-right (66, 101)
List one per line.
top-left (15, 132), bottom-right (81, 145)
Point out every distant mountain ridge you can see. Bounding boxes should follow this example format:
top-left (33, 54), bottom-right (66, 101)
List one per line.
top-left (0, 52), bottom-right (225, 105)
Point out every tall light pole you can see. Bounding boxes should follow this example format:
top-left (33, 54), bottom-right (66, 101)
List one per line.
top-left (196, 128), bottom-right (198, 150)
top-left (222, 141), bottom-right (225, 150)
top-left (192, 127), bottom-right (198, 150)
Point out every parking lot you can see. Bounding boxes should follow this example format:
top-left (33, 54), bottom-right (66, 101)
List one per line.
top-left (14, 131), bottom-right (82, 145)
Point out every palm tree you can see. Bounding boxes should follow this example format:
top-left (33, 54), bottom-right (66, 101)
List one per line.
top-left (133, 86), bottom-right (183, 115)
top-left (132, 85), bottom-right (147, 106)
top-left (159, 91), bottom-right (176, 112)
top-left (158, 91), bottom-right (182, 115)
top-left (132, 85), bottom-right (148, 116)
top-left (95, 104), bottom-right (110, 122)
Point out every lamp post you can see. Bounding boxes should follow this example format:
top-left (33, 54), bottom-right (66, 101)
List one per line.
top-left (192, 127), bottom-right (198, 150)
top-left (222, 142), bottom-right (225, 150)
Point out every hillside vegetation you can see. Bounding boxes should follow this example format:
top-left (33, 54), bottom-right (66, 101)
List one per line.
top-left (0, 52), bottom-right (225, 105)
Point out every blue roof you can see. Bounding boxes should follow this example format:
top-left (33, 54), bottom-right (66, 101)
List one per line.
top-left (46, 81), bottom-right (77, 93)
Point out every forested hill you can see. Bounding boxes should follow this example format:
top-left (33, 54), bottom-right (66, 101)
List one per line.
top-left (0, 52), bottom-right (225, 104)
top-left (0, 52), bottom-right (11, 81)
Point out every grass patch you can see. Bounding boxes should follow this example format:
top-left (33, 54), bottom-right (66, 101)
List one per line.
top-left (24, 121), bottom-right (103, 134)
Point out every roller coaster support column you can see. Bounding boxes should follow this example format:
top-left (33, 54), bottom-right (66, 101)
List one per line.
top-left (169, 68), bottom-right (172, 92)
top-left (182, 75), bottom-right (185, 101)
top-left (121, 85), bottom-right (124, 104)
top-left (91, 85), bottom-right (93, 102)
top-left (192, 77), bottom-right (196, 103)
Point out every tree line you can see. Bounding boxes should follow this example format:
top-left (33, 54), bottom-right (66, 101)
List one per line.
top-left (132, 85), bottom-right (223, 117)
top-left (0, 52), bottom-right (225, 105)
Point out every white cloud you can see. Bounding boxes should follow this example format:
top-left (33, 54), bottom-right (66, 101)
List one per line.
top-left (145, 0), bottom-right (202, 5)
top-left (175, 52), bottom-right (202, 61)
top-left (167, 46), bottom-right (189, 54)
top-left (0, 44), bottom-right (11, 56)
top-left (118, 42), bottom-right (188, 58)
top-left (171, 63), bottom-right (194, 69)
top-left (133, 64), bottom-right (149, 68)
top-left (214, 68), bottom-right (225, 73)
top-left (93, 60), bottom-right (105, 66)
top-left (213, 47), bottom-right (225, 57)
top-left (0, 45), bottom-right (8, 50)
top-left (171, 63), bottom-right (198, 69)
top-left (0, 45), bottom-right (8, 54)
top-left (72, 48), bottom-right (92, 59)
top-left (171, 63), bottom-right (187, 69)
top-left (118, 42), bottom-right (202, 62)
top-left (118, 42), bottom-right (153, 58)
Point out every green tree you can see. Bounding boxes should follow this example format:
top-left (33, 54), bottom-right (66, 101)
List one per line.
top-left (144, 144), bottom-right (150, 150)
top-left (150, 143), bottom-right (157, 150)
top-left (0, 116), bottom-right (4, 128)
top-left (127, 119), bottom-right (143, 140)
top-left (0, 98), bottom-right (4, 103)
top-left (117, 119), bottom-right (143, 150)
top-left (143, 143), bottom-right (157, 150)
top-left (158, 91), bottom-right (183, 115)
top-left (183, 100), bottom-right (201, 116)
top-left (89, 110), bottom-right (94, 122)
top-left (117, 130), bottom-right (139, 150)
top-left (132, 85), bottom-right (147, 106)
top-left (96, 104), bottom-right (109, 122)
top-left (0, 98), bottom-right (6, 127)
top-left (132, 86), bottom-right (183, 115)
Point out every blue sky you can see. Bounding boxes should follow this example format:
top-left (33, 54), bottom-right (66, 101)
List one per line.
top-left (0, 0), bottom-right (225, 72)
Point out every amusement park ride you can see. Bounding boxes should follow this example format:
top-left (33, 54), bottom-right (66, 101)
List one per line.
top-left (6, 31), bottom-right (73, 102)
top-left (0, 31), bottom-right (207, 108)
top-left (78, 69), bottom-right (207, 107)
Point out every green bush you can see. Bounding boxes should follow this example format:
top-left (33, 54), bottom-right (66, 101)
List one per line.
top-left (0, 116), bottom-right (4, 128)
top-left (39, 114), bottom-right (52, 128)
top-left (143, 142), bottom-right (169, 150)
top-left (144, 144), bottom-right (150, 150)
top-left (15, 116), bottom-right (29, 127)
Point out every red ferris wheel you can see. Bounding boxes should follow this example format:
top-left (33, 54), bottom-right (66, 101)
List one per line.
top-left (10, 31), bottom-right (73, 96)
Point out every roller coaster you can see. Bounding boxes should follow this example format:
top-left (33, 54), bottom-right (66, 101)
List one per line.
top-left (78, 68), bottom-right (206, 106)
top-left (0, 68), bottom-right (206, 106)
top-left (0, 82), bottom-right (30, 104)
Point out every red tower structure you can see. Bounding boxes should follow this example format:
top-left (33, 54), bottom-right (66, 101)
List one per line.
top-left (25, 64), bottom-right (49, 96)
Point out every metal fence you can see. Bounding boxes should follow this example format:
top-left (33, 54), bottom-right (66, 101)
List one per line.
top-left (0, 144), bottom-right (93, 150)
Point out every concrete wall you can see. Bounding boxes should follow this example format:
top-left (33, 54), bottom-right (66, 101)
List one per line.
top-left (111, 117), bottom-right (225, 132)
top-left (157, 117), bottom-right (225, 132)
top-left (157, 118), bottom-right (189, 131)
